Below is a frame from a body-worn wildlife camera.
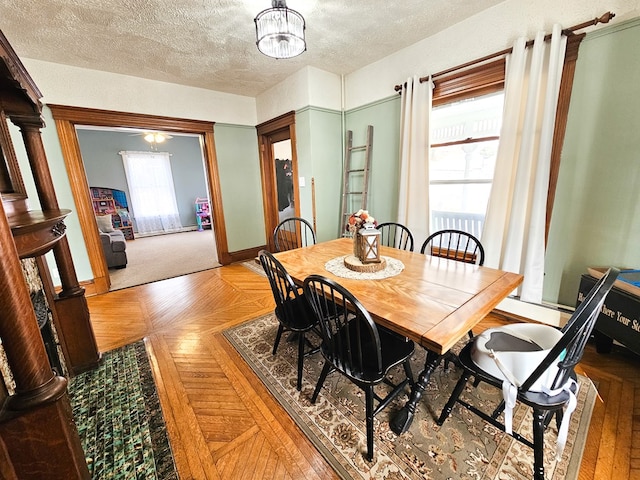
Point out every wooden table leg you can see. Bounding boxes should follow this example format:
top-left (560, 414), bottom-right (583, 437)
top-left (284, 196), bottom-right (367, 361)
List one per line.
top-left (390, 349), bottom-right (441, 434)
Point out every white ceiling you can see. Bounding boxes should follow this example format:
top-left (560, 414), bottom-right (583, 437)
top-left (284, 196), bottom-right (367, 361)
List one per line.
top-left (0, 0), bottom-right (504, 97)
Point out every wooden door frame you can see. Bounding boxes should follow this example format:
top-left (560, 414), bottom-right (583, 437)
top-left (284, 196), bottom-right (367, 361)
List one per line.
top-left (256, 111), bottom-right (300, 252)
top-left (49, 104), bottom-right (229, 294)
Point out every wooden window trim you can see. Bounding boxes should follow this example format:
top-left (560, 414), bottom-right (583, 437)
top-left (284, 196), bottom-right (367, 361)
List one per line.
top-left (432, 58), bottom-right (505, 107)
top-left (432, 135), bottom-right (500, 149)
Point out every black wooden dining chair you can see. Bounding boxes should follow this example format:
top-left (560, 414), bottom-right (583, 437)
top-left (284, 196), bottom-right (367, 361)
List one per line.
top-left (376, 222), bottom-right (414, 251)
top-left (303, 274), bottom-right (415, 461)
top-left (258, 250), bottom-right (319, 390)
top-left (420, 229), bottom-right (485, 265)
top-left (437, 267), bottom-right (619, 480)
top-left (273, 217), bottom-right (316, 252)
top-left (422, 229), bottom-right (485, 348)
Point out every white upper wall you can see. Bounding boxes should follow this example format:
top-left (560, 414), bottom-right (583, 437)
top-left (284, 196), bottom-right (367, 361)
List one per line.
top-left (344, 0), bottom-right (640, 110)
top-left (256, 66), bottom-right (342, 123)
top-left (22, 59), bottom-right (258, 126)
top-left (307, 67), bottom-right (343, 112)
top-left (17, 0), bottom-right (640, 124)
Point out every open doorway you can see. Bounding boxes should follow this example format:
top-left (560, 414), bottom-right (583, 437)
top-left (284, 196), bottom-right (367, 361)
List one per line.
top-left (274, 140), bottom-right (295, 224)
top-left (257, 111), bottom-right (302, 251)
top-left (50, 104), bottom-right (229, 294)
top-left (76, 126), bottom-right (220, 290)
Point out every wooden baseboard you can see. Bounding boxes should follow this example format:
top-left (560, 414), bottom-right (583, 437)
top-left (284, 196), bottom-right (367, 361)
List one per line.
top-left (80, 280), bottom-right (98, 297)
top-left (228, 246), bottom-right (266, 264)
top-left (56, 279), bottom-right (99, 297)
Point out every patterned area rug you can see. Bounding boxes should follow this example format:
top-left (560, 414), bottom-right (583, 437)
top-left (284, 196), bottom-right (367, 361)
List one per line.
top-left (241, 258), bottom-right (265, 276)
top-left (224, 313), bottom-right (597, 480)
top-left (68, 340), bottom-right (178, 480)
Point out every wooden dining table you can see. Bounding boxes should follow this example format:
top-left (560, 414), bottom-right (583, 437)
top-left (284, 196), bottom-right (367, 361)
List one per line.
top-left (274, 237), bottom-right (523, 434)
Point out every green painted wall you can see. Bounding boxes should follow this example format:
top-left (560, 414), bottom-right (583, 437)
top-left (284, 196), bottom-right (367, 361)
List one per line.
top-left (213, 124), bottom-right (265, 251)
top-left (544, 18), bottom-right (640, 306)
top-left (295, 107), bottom-right (343, 241)
top-left (344, 96), bottom-right (402, 231)
top-left (295, 99), bottom-right (401, 242)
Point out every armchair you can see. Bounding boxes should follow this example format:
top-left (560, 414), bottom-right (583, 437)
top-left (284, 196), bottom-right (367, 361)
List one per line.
top-left (100, 229), bottom-right (127, 269)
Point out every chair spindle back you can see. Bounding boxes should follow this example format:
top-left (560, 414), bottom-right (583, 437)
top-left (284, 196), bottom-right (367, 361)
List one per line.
top-left (376, 222), bottom-right (414, 251)
top-left (421, 229), bottom-right (485, 265)
top-left (304, 275), bottom-right (383, 379)
top-left (273, 217), bottom-right (316, 252)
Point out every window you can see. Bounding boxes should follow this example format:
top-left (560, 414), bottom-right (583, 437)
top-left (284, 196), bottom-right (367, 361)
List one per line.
top-left (120, 151), bottom-right (183, 235)
top-left (429, 74), bottom-right (505, 239)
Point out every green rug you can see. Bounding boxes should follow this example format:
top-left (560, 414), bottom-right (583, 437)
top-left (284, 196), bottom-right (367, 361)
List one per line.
top-left (68, 340), bottom-right (178, 480)
top-left (224, 313), bottom-right (597, 480)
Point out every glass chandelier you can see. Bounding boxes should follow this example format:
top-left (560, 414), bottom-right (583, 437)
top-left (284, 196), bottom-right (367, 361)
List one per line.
top-left (254, 0), bottom-right (306, 59)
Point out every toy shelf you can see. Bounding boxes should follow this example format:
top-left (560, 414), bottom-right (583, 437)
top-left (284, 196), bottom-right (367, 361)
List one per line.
top-left (195, 197), bottom-right (211, 231)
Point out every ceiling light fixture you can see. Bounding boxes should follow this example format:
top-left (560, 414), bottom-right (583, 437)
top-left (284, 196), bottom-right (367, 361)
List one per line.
top-left (254, 0), bottom-right (306, 59)
top-left (140, 132), bottom-right (173, 150)
top-left (143, 132), bottom-right (167, 144)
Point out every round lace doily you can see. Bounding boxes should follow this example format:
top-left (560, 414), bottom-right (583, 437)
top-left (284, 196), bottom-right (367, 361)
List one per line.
top-left (325, 255), bottom-right (404, 280)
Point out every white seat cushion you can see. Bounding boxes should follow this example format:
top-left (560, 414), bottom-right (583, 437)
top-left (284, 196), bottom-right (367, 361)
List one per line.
top-left (471, 323), bottom-right (564, 391)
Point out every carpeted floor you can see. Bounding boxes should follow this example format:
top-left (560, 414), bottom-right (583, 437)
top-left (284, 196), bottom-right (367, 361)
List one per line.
top-left (109, 230), bottom-right (220, 291)
top-left (224, 313), bottom-right (597, 480)
top-left (68, 340), bottom-right (178, 480)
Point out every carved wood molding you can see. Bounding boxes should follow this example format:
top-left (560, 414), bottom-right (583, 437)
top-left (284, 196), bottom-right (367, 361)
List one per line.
top-left (7, 208), bottom-right (70, 258)
top-left (0, 30), bottom-right (42, 118)
top-left (0, 110), bottom-right (26, 199)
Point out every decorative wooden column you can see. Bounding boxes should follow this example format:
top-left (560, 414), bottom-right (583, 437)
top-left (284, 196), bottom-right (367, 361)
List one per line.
top-left (16, 118), bottom-right (100, 373)
top-left (0, 198), bottom-right (90, 479)
top-left (0, 28), bottom-right (93, 478)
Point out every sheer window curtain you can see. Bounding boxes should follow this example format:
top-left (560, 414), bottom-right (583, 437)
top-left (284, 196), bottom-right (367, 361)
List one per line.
top-left (120, 151), bottom-right (183, 235)
top-left (482, 25), bottom-right (567, 303)
top-left (397, 76), bottom-right (433, 243)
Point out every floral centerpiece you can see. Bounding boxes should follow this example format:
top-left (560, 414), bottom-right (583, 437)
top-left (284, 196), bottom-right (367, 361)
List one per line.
top-left (346, 209), bottom-right (377, 234)
top-left (346, 210), bottom-right (377, 259)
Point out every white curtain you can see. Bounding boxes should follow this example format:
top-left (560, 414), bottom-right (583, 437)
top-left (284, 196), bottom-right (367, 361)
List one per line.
top-left (482, 25), bottom-right (567, 303)
top-left (120, 151), bottom-right (183, 235)
top-left (397, 76), bottom-right (433, 243)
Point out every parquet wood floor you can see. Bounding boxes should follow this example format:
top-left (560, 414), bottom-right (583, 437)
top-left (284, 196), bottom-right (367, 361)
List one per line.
top-left (86, 263), bottom-right (640, 479)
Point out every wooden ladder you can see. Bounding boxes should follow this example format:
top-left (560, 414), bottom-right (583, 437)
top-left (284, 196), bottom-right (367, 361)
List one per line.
top-left (340, 125), bottom-right (373, 237)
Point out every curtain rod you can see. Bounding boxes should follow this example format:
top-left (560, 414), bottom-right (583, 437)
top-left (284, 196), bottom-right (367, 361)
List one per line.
top-left (393, 11), bottom-right (615, 92)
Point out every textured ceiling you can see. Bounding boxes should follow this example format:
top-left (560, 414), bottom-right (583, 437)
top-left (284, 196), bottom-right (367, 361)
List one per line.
top-left (0, 0), bottom-right (504, 97)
